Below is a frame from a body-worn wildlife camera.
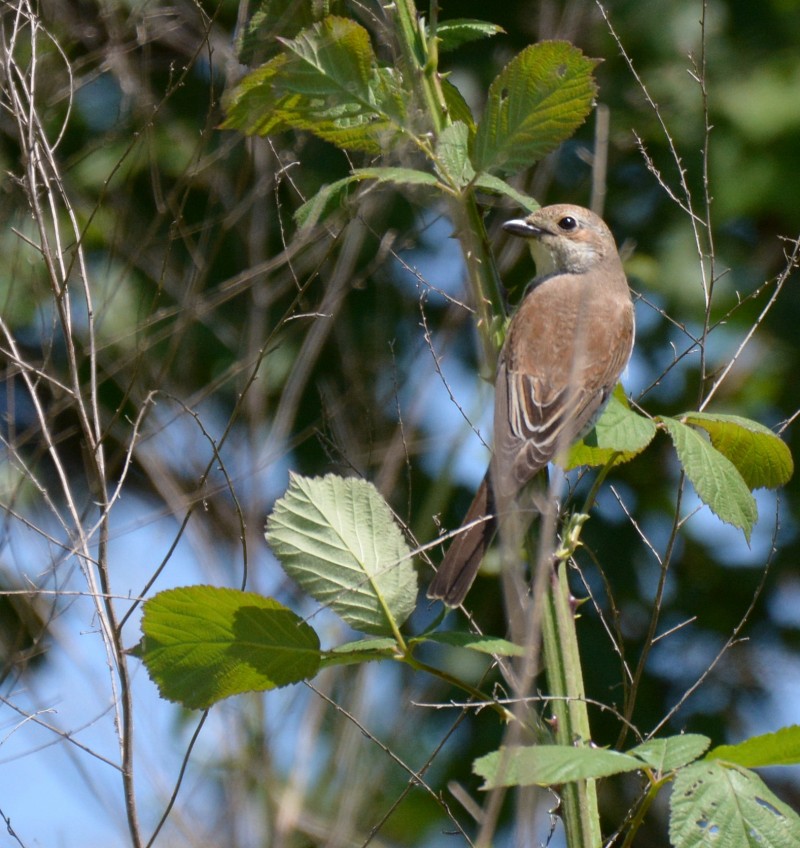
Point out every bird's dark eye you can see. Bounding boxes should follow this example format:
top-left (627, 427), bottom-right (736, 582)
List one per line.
top-left (558, 216), bottom-right (577, 231)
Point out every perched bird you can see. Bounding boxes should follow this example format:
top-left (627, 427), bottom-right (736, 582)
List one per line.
top-left (427, 204), bottom-right (635, 607)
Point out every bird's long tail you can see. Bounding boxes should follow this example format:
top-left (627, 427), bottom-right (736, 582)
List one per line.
top-left (427, 475), bottom-right (496, 607)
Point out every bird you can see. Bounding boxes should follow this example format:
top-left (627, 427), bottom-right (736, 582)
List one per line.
top-left (427, 204), bottom-right (635, 607)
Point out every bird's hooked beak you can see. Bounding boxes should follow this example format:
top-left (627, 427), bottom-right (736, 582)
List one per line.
top-left (503, 218), bottom-right (549, 239)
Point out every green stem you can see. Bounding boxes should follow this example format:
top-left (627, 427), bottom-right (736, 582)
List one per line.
top-left (392, 0), bottom-right (445, 134)
top-left (541, 562), bottom-right (602, 848)
top-left (451, 192), bottom-right (508, 373)
top-left (389, 2), bottom-right (506, 371)
top-left (620, 773), bottom-right (664, 848)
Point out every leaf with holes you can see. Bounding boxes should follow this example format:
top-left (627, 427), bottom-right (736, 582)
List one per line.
top-left (669, 761), bottom-right (800, 847)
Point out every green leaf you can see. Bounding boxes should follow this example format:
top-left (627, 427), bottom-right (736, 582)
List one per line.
top-left (422, 631), bottom-right (525, 656)
top-left (294, 166), bottom-right (441, 229)
top-left (441, 78), bottom-right (476, 131)
top-left (138, 586), bottom-right (321, 709)
top-left (681, 412), bottom-right (794, 490)
top-left (238, 0), bottom-right (342, 65)
top-left (629, 734), bottom-right (711, 774)
top-left (707, 725), bottom-right (800, 769)
top-left (294, 174), bottom-right (360, 229)
top-left (474, 745), bottom-right (642, 788)
top-left (434, 19), bottom-right (505, 52)
top-left (563, 386), bottom-right (658, 470)
top-left (660, 416), bottom-right (757, 541)
top-left (435, 121), bottom-right (475, 187)
top-left (222, 16), bottom-right (406, 153)
top-left (352, 166), bottom-right (441, 187)
top-left (669, 761), bottom-right (800, 847)
top-left (319, 637), bottom-right (398, 668)
top-left (472, 173), bottom-right (539, 211)
top-left (266, 473), bottom-right (418, 635)
top-left (472, 41), bottom-right (599, 175)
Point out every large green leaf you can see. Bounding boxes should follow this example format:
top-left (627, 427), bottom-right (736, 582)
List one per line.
top-left (669, 761), bottom-right (800, 847)
top-left (660, 416), bottom-right (757, 541)
top-left (707, 725), bottom-right (800, 769)
top-left (137, 586), bottom-right (321, 709)
top-left (681, 412), bottom-right (793, 489)
top-left (266, 473), bottom-right (418, 635)
top-left (472, 41), bottom-right (599, 175)
top-left (222, 16), bottom-right (406, 153)
top-left (564, 386), bottom-right (658, 470)
top-left (474, 745), bottom-right (642, 788)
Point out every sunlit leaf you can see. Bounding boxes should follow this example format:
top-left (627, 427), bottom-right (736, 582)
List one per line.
top-left (564, 386), bottom-right (657, 469)
top-left (472, 41), bottom-right (599, 175)
top-left (222, 16), bottom-right (407, 153)
top-left (681, 412), bottom-right (793, 490)
top-left (707, 725), bottom-right (800, 769)
top-left (660, 416), bottom-right (757, 541)
top-left (138, 586), bottom-right (321, 709)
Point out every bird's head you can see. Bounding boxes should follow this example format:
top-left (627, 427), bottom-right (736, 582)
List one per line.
top-left (503, 204), bottom-right (617, 276)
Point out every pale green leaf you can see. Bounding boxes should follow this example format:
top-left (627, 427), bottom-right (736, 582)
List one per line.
top-left (660, 416), bottom-right (757, 541)
top-left (707, 725), bottom-right (800, 769)
top-left (669, 761), bottom-right (800, 847)
top-left (681, 412), bottom-right (793, 490)
top-left (629, 734), bottom-right (710, 774)
top-left (475, 745), bottom-right (642, 788)
top-left (563, 386), bottom-right (657, 470)
top-left (138, 586), bottom-right (321, 709)
top-left (472, 41), bottom-right (599, 175)
top-left (435, 121), bottom-right (475, 187)
top-left (266, 473), bottom-right (418, 635)
top-left (434, 19), bottom-right (505, 52)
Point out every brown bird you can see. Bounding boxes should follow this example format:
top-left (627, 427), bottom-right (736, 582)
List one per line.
top-left (427, 204), bottom-right (635, 606)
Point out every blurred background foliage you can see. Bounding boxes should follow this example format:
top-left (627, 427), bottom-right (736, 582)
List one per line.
top-left (1, 0), bottom-right (799, 845)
